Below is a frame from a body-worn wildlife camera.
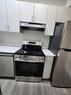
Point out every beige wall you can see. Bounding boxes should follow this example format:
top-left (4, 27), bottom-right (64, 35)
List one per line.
top-left (0, 30), bottom-right (50, 49)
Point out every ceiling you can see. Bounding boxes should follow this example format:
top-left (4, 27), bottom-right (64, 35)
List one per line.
top-left (22, 0), bottom-right (67, 6)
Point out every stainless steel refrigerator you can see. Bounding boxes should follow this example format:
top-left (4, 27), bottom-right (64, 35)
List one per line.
top-left (49, 21), bottom-right (71, 87)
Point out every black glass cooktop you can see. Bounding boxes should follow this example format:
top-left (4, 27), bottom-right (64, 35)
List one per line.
top-left (15, 48), bottom-right (45, 56)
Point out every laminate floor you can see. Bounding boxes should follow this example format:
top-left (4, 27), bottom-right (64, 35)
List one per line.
top-left (0, 79), bottom-right (71, 95)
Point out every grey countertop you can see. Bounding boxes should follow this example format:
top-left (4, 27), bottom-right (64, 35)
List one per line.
top-left (42, 49), bottom-right (55, 56)
top-left (0, 45), bottom-right (21, 54)
top-left (0, 45), bottom-right (55, 56)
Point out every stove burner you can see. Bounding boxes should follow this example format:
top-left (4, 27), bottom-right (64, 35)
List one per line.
top-left (15, 49), bottom-right (45, 56)
top-left (15, 43), bottom-right (45, 56)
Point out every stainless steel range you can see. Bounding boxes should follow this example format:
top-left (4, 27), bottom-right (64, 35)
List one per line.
top-left (14, 41), bottom-right (45, 82)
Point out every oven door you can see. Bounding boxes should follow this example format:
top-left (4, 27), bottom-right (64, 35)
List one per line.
top-left (15, 60), bottom-right (44, 81)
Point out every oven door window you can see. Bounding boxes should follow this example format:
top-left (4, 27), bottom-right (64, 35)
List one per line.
top-left (15, 61), bottom-right (44, 77)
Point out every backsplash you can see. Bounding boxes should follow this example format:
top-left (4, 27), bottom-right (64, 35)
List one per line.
top-left (0, 30), bottom-right (50, 49)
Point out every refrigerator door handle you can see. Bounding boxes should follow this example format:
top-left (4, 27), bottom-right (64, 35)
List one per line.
top-left (60, 48), bottom-right (71, 52)
top-left (63, 49), bottom-right (71, 52)
top-left (57, 52), bottom-right (60, 56)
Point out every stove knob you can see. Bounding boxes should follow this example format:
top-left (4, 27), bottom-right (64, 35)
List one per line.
top-left (39, 59), bottom-right (44, 62)
top-left (24, 51), bottom-right (26, 54)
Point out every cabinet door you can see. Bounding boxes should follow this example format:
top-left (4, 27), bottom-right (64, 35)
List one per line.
top-left (56, 7), bottom-right (70, 22)
top-left (7, 0), bottom-right (19, 32)
top-left (20, 1), bottom-right (34, 22)
top-left (0, 0), bottom-right (7, 32)
top-left (67, 8), bottom-right (71, 21)
top-left (45, 5), bottom-right (58, 36)
top-left (43, 56), bottom-right (54, 79)
top-left (0, 55), bottom-right (14, 77)
top-left (34, 4), bottom-right (48, 24)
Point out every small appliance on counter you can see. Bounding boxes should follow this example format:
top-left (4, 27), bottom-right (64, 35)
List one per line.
top-left (14, 41), bottom-right (45, 82)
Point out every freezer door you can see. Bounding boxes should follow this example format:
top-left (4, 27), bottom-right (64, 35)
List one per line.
top-left (61, 21), bottom-right (71, 49)
top-left (51, 50), bottom-right (71, 87)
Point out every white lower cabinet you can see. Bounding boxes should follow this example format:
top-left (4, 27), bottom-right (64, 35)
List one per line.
top-left (0, 54), bottom-right (14, 77)
top-left (43, 56), bottom-right (54, 79)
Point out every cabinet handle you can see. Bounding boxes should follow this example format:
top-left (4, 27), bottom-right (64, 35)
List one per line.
top-left (8, 25), bottom-right (10, 31)
top-left (0, 54), bottom-right (13, 57)
top-left (31, 16), bottom-right (35, 22)
top-left (31, 16), bottom-right (34, 22)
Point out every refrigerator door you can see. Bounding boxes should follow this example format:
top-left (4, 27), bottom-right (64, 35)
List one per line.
top-left (51, 50), bottom-right (71, 87)
top-left (61, 21), bottom-right (71, 49)
top-left (48, 22), bottom-right (64, 55)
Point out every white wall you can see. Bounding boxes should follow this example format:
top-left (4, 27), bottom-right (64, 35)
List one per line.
top-left (0, 31), bottom-right (50, 49)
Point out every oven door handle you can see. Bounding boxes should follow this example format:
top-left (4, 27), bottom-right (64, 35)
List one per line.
top-left (15, 59), bottom-right (44, 63)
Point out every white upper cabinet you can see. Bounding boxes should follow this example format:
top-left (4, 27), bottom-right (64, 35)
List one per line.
top-left (20, 1), bottom-right (48, 24)
top-left (56, 7), bottom-right (71, 22)
top-left (7, 0), bottom-right (20, 32)
top-left (34, 4), bottom-right (48, 24)
top-left (0, 0), bottom-right (7, 32)
top-left (45, 5), bottom-right (58, 36)
top-left (1, 0), bottom-right (71, 33)
top-left (20, 1), bottom-right (34, 22)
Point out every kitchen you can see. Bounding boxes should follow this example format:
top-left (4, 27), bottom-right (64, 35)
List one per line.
top-left (0, 0), bottom-right (71, 95)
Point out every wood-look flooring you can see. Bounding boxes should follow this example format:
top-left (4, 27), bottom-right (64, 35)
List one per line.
top-left (0, 79), bottom-right (71, 95)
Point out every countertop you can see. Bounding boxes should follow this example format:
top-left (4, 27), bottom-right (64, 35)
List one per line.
top-left (42, 49), bottom-right (55, 57)
top-left (0, 45), bottom-right (21, 54)
top-left (0, 45), bottom-right (55, 56)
